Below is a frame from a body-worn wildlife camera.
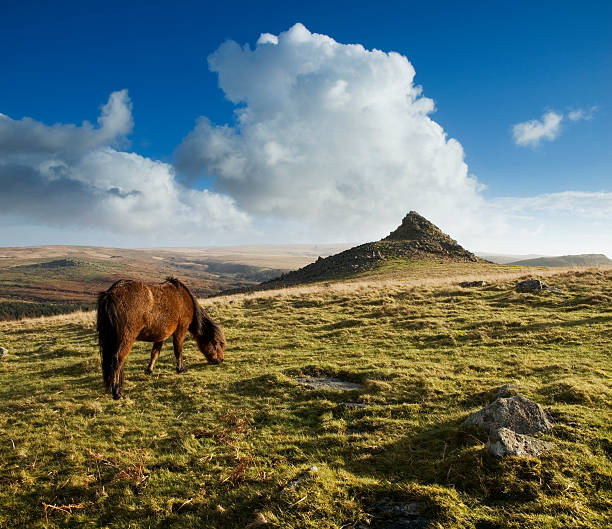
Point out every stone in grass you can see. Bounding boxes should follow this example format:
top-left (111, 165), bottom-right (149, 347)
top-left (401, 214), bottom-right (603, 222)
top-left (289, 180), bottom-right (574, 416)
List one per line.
top-left (296, 377), bottom-right (364, 391)
top-left (245, 511), bottom-right (268, 528)
top-left (355, 500), bottom-right (429, 529)
top-left (460, 280), bottom-right (486, 287)
top-left (515, 279), bottom-right (544, 293)
top-left (464, 396), bottom-right (553, 435)
top-left (282, 466), bottom-right (318, 493)
top-left (338, 402), bottom-right (367, 409)
top-left (487, 427), bottom-right (554, 458)
top-left (495, 384), bottom-right (518, 399)
top-left (0, 347), bottom-right (8, 358)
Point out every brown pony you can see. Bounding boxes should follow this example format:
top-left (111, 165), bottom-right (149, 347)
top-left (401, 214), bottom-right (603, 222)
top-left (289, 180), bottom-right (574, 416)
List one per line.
top-left (97, 277), bottom-right (225, 399)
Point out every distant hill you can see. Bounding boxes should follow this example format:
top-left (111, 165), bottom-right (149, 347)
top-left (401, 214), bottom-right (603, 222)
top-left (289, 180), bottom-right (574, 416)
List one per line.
top-left (508, 254), bottom-right (612, 267)
top-left (0, 244), bottom-right (347, 320)
top-left (476, 253), bottom-right (547, 264)
top-left (258, 211), bottom-right (478, 289)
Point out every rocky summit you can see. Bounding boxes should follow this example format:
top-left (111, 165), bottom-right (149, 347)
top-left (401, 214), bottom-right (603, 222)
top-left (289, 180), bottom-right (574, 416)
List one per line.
top-left (259, 211), bottom-right (478, 289)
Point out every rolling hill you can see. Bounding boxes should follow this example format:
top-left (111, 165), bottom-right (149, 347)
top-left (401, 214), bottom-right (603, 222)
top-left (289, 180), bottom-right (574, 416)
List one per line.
top-left (508, 254), bottom-right (612, 267)
top-left (0, 244), bottom-right (349, 320)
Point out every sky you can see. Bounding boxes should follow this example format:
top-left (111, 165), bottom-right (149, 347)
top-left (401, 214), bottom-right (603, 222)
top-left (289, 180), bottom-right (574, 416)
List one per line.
top-left (1, 0), bottom-right (610, 255)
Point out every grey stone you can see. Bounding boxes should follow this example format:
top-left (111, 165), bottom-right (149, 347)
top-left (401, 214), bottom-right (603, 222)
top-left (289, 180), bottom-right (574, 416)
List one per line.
top-left (460, 280), bottom-right (486, 287)
top-left (296, 377), bottom-right (364, 391)
top-left (338, 402), bottom-right (367, 409)
top-left (495, 384), bottom-right (518, 399)
top-left (355, 501), bottom-right (429, 529)
top-left (282, 466), bottom-right (318, 492)
top-left (487, 427), bottom-right (554, 458)
top-left (464, 396), bottom-right (553, 435)
top-left (0, 347), bottom-right (7, 358)
top-left (516, 279), bottom-right (544, 292)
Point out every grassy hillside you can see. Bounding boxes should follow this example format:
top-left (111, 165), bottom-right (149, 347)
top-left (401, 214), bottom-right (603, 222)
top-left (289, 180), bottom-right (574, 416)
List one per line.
top-left (0, 262), bottom-right (610, 528)
top-left (0, 245), bottom-right (349, 320)
top-left (509, 254), bottom-right (612, 267)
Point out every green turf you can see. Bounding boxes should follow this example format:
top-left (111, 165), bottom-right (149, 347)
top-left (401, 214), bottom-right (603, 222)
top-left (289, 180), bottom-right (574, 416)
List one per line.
top-left (0, 264), bottom-right (610, 528)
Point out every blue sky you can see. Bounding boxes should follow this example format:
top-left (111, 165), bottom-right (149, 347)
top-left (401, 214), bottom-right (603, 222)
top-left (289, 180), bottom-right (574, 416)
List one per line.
top-left (1, 1), bottom-right (610, 254)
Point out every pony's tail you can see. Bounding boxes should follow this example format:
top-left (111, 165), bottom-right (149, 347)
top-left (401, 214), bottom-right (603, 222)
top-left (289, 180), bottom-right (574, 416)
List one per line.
top-left (97, 290), bottom-right (121, 392)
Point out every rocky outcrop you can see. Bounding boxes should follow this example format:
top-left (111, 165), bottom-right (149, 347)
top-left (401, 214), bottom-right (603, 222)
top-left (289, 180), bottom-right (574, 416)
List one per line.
top-left (465, 395), bottom-right (553, 435)
top-left (257, 212), bottom-right (478, 289)
top-left (465, 394), bottom-right (554, 458)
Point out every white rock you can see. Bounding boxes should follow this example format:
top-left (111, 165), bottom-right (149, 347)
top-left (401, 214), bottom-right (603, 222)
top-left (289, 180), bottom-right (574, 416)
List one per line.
top-left (487, 428), bottom-right (554, 458)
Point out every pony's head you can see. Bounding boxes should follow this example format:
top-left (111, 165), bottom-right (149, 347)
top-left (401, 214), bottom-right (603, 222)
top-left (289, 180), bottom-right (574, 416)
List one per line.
top-left (195, 326), bottom-right (225, 364)
top-left (176, 278), bottom-right (226, 365)
top-left (191, 305), bottom-right (226, 364)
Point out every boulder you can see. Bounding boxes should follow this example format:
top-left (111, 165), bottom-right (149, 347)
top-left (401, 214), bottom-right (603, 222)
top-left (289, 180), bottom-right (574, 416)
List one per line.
top-left (516, 279), bottom-right (544, 293)
top-left (464, 396), bottom-right (553, 435)
top-left (487, 428), bottom-right (554, 458)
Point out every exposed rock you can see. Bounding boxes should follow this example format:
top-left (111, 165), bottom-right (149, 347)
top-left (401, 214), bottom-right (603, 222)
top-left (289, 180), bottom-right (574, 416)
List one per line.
top-left (282, 466), bottom-right (318, 492)
top-left (515, 279), bottom-right (544, 292)
top-left (254, 211), bottom-right (478, 290)
top-left (0, 347), bottom-right (8, 358)
top-left (495, 384), bottom-right (518, 399)
top-left (296, 377), bottom-right (364, 391)
top-left (460, 280), bottom-right (486, 287)
top-left (245, 511), bottom-right (268, 528)
top-left (546, 286), bottom-right (564, 294)
top-left (355, 500), bottom-right (428, 529)
top-left (487, 428), bottom-right (554, 458)
top-left (464, 396), bottom-right (553, 435)
top-left (338, 402), bottom-right (367, 409)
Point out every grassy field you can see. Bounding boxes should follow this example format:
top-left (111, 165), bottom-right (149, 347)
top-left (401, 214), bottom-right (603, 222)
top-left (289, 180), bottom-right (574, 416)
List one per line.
top-left (0, 262), bottom-right (610, 528)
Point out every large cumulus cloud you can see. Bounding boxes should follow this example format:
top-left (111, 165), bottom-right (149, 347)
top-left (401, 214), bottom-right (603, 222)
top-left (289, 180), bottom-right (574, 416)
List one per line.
top-left (0, 91), bottom-right (250, 244)
top-left (176, 23), bottom-right (489, 243)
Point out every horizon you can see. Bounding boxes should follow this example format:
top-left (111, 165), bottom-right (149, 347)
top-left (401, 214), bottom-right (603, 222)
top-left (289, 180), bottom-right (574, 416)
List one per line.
top-left (1, 1), bottom-right (610, 256)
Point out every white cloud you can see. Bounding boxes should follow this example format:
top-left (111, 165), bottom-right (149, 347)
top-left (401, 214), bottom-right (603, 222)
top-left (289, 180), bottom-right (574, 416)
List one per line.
top-left (512, 111), bottom-right (563, 147)
top-left (176, 23), bottom-right (488, 243)
top-left (568, 106), bottom-right (597, 122)
top-left (1, 26), bottom-right (608, 256)
top-left (485, 191), bottom-right (612, 256)
top-left (0, 91), bottom-right (250, 244)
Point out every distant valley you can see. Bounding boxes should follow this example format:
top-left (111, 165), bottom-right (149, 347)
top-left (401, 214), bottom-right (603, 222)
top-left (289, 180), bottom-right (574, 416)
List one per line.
top-left (0, 244), bottom-right (350, 320)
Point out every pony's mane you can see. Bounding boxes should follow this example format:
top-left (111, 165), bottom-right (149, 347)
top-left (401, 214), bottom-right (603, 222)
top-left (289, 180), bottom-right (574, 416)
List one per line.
top-left (165, 277), bottom-right (225, 346)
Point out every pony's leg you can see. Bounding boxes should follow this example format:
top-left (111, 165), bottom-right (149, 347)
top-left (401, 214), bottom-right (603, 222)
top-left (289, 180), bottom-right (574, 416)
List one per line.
top-left (144, 341), bottom-right (164, 374)
top-left (173, 331), bottom-right (187, 373)
top-left (112, 340), bottom-right (133, 400)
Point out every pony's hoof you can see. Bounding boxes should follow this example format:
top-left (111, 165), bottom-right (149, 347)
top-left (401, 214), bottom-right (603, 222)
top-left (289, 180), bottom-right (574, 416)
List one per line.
top-left (176, 366), bottom-right (186, 374)
top-left (144, 368), bottom-right (153, 375)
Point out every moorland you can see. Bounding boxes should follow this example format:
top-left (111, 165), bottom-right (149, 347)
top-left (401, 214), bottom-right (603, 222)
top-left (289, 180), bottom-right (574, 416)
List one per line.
top-left (0, 244), bottom-right (350, 320)
top-left (0, 259), bottom-right (610, 528)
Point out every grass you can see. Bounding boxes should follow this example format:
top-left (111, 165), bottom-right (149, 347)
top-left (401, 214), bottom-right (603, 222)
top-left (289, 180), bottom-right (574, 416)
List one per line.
top-left (0, 262), bottom-right (610, 528)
